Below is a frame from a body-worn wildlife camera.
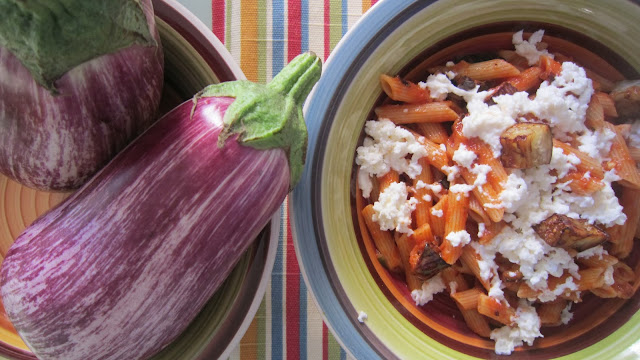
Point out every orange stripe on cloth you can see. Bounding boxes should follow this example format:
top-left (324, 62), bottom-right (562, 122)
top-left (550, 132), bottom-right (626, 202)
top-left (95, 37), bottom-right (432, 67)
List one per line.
top-left (240, 0), bottom-right (260, 82)
top-left (238, 310), bottom-right (259, 358)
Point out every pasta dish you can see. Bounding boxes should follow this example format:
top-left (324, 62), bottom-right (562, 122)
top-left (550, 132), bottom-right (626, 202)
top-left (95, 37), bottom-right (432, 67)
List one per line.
top-left (354, 29), bottom-right (640, 354)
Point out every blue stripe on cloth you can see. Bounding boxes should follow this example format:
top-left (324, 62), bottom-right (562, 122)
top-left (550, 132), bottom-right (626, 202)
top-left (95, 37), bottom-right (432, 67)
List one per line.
top-left (270, 204), bottom-right (285, 360)
top-left (301, 0), bottom-right (309, 52)
top-left (272, 0), bottom-right (286, 75)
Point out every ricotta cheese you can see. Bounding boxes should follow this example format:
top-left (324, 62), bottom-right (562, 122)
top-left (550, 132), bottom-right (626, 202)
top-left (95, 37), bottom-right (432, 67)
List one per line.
top-left (357, 311), bottom-right (368, 323)
top-left (371, 182), bottom-right (417, 234)
top-left (356, 119), bottom-right (428, 198)
top-left (452, 144), bottom-right (477, 168)
top-left (446, 230), bottom-right (471, 247)
top-left (512, 29), bottom-right (553, 66)
top-left (411, 273), bottom-right (446, 306)
top-left (626, 120), bottom-right (640, 149)
top-left (491, 300), bottom-right (542, 355)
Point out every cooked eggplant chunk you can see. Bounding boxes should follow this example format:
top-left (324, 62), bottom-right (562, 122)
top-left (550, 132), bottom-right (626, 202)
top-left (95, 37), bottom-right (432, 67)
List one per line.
top-left (412, 241), bottom-right (450, 279)
top-left (486, 82), bottom-right (518, 105)
top-left (500, 123), bottom-right (553, 169)
top-left (610, 80), bottom-right (640, 118)
top-left (533, 214), bottom-right (609, 251)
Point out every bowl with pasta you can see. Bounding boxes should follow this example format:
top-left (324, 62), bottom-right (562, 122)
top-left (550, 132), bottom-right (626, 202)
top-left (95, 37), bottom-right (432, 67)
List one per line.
top-left (291, 0), bottom-right (640, 358)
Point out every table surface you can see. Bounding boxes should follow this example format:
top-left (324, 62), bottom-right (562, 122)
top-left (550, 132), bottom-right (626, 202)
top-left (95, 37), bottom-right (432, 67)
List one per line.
top-left (174, 1), bottom-right (379, 359)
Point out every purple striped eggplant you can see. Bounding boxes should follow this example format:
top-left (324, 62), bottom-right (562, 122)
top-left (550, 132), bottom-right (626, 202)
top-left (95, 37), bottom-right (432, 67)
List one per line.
top-left (0, 53), bottom-right (321, 360)
top-left (0, 0), bottom-right (164, 191)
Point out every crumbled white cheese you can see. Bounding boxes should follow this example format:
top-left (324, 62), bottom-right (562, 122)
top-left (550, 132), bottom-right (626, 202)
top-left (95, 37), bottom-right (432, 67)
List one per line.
top-left (481, 227), bottom-right (579, 293)
top-left (446, 230), bottom-right (471, 247)
top-left (452, 144), bottom-right (477, 168)
top-left (441, 164), bottom-right (460, 182)
top-left (604, 266), bottom-right (615, 286)
top-left (561, 303), bottom-right (573, 325)
top-left (577, 127), bottom-right (616, 162)
top-left (449, 183), bottom-right (474, 195)
top-left (471, 164), bottom-right (492, 188)
top-left (463, 99), bottom-right (516, 155)
top-left (477, 222), bottom-right (486, 238)
top-left (462, 60), bottom-right (594, 155)
top-left (411, 273), bottom-right (446, 306)
top-left (499, 173), bottom-right (528, 212)
top-left (431, 208), bottom-right (443, 217)
top-left (576, 245), bottom-right (607, 259)
top-left (625, 121), bottom-right (640, 149)
top-left (428, 183), bottom-right (443, 194)
top-left (536, 277), bottom-right (578, 302)
top-left (491, 300), bottom-right (542, 355)
top-left (356, 119), bottom-right (428, 198)
top-left (371, 182), bottom-right (417, 234)
top-left (512, 29), bottom-right (553, 66)
top-left (357, 311), bottom-right (368, 323)
top-left (449, 281), bottom-right (458, 295)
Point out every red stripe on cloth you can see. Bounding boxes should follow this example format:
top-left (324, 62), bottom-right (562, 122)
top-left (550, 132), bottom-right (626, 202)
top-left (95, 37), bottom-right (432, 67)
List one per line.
top-left (285, 212), bottom-right (301, 359)
top-left (322, 323), bottom-right (329, 360)
top-left (371, 0), bottom-right (379, 7)
top-left (323, 0), bottom-right (331, 60)
top-left (211, 0), bottom-right (225, 43)
top-left (288, 0), bottom-right (302, 61)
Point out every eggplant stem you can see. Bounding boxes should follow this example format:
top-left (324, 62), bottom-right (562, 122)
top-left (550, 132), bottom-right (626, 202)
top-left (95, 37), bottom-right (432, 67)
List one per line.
top-left (196, 52), bottom-right (322, 189)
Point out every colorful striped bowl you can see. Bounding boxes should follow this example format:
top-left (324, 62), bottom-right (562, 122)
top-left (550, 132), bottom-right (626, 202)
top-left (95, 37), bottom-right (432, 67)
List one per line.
top-left (0, 0), bottom-right (277, 359)
top-left (292, 0), bottom-right (640, 359)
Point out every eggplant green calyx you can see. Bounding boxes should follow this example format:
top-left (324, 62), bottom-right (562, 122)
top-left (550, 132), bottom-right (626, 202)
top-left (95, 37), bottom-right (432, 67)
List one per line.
top-left (195, 52), bottom-right (322, 190)
top-left (0, 0), bottom-right (157, 93)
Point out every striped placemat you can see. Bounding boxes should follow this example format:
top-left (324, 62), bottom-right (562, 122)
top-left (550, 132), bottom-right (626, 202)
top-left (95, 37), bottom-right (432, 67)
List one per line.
top-left (184, 1), bottom-right (378, 359)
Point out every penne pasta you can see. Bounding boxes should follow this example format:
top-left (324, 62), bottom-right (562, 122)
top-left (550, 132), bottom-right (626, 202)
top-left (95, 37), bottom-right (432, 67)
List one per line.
top-left (478, 221), bottom-right (507, 245)
top-left (585, 95), bottom-right (605, 130)
top-left (537, 299), bottom-right (568, 326)
top-left (497, 50), bottom-right (530, 70)
top-left (575, 267), bottom-right (607, 291)
top-left (379, 74), bottom-right (431, 104)
top-left (505, 66), bottom-right (543, 92)
top-left (459, 245), bottom-right (491, 291)
top-left (413, 158), bottom-right (434, 227)
top-left (412, 122), bottom-right (449, 144)
top-left (375, 101), bottom-right (460, 124)
top-left (468, 193), bottom-right (491, 225)
top-left (575, 251), bottom-right (618, 268)
top-left (456, 59), bottom-right (521, 81)
top-left (377, 169), bottom-right (400, 193)
top-left (603, 122), bottom-right (640, 189)
top-left (429, 194), bottom-right (448, 239)
top-left (608, 187), bottom-right (640, 258)
top-left (395, 233), bottom-right (424, 291)
top-left (361, 204), bottom-right (404, 273)
top-left (593, 92), bottom-right (618, 117)
top-left (540, 55), bottom-right (563, 78)
top-left (440, 186), bottom-right (470, 265)
top-left (557, 170), bottom-right (605, 195)
top-left (451, 287), bottom-right (483, 310)
top-left (407, 129), bottom-right (450, 170)
top-left (477, 294), bottom-right (516, 326)
top-left (629, 146), bottom-right (640, 162)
